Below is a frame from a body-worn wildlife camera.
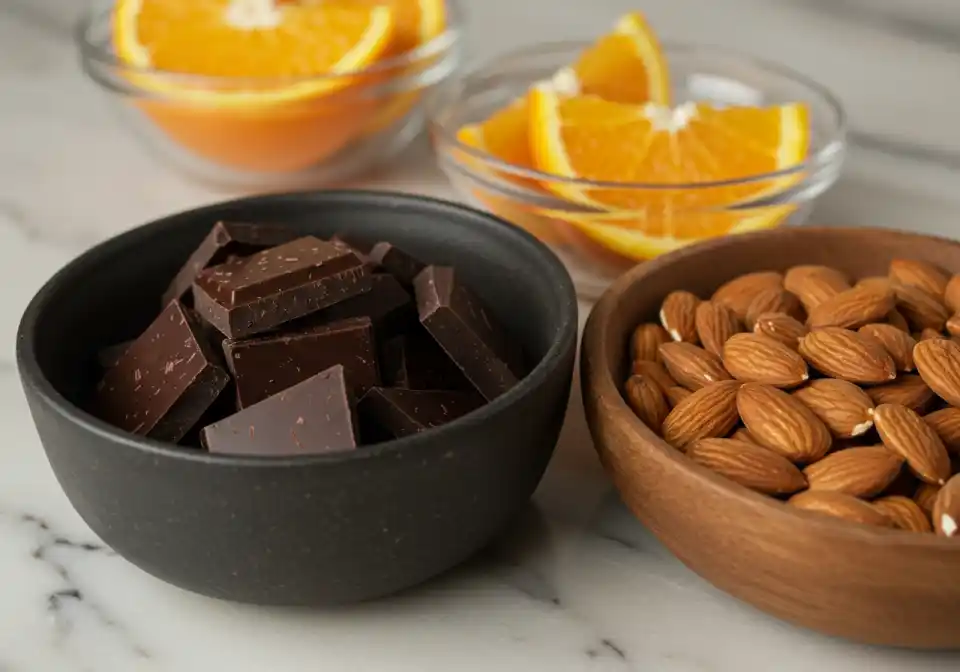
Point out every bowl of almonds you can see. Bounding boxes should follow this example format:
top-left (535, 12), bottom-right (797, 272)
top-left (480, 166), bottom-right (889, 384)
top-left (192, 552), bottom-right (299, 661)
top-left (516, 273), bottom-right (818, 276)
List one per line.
top-left (582, 226), bottom-right (960, 648)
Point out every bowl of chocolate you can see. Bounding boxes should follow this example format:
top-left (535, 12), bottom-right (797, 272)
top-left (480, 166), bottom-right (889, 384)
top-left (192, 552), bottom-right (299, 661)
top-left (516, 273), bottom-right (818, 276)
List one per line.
top-left (17, 191), bottom-right (577, 606)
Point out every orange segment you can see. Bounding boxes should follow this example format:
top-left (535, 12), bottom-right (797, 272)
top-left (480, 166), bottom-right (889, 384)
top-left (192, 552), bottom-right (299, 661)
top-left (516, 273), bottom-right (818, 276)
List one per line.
top-left (341, 0), bottom-right (446, 55)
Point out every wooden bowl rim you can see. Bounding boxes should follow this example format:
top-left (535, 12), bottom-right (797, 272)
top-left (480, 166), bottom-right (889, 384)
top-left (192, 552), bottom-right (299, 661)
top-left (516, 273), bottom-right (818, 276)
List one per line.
top-left (584, 225), bottom-right (960, 550)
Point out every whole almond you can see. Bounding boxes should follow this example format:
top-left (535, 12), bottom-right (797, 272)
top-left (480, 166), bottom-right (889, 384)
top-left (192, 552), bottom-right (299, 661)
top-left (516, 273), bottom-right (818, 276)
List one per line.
top-left (722, 333), bottom-right (809, 388)
top-left (631, 360), bottom-right (676, 395)
top-left (730, 427), bottom-right (760, 445)
top-left (865, 375), bottom-right (935, 414)
top-left (792, 379), bottom-right (875, 438)
top-left (737, 383), bottom-right (832, 463)
top-left (784, 265), bottom-right (850, 310)
top-left (664, 386), bottom-right (692, 407)
top-left (798, 327), bottom-right (896, 384)
top-left (946, 314), bottom-right (960, 338)
top-left (914, 337), bottom-right (960, 407)
top-left (889, 258), bottom-right (949, 298)
top-left (753, 312), bottom-right (808, 350)
top-left (893, 282), bottom-right (948, 331)
top-left (803, 446), bottom-right (903, 498)
top-left (917, 328), bottom-right (944, 342)
top-left (857, 323), bottom-right (916, 371)
top-left (789, 491), bottom-right (894, 528)
top-left (915, 483), bottom-right (943, 515)
top-left (873, 403), bottom-right (951, 485)
top-left (856, 276), bottom-right (892, 293)
top-left (689, 438), bottom-right (807, 495)
top-left (807, 284), bottom-right (895, 330)
top-left (885, 308), bottom-right (911, 332)
top-left (661, 380), bottom-right (741, 450)
top-left (631, 323), bottom-right (671, 363)
top-left (659, 342), bottom-right (732, 391)
top-left (872, 496), bottom-right (932, 533)
top-left (624, 375), bottom-right (670, 431)
top-left (660, 290), bottom-right (700, 343)
top-left (745, 288), bottom-right (803, 329)
top-left (695, 301), bottom-right (741, 357)
top-left (945, 275), bottom-right (960, 313)
top-left (712, 271), bottom-right (784, 321)
top-left (933, 474), bottom-right (960, 537)
top-left (923, 407), bottom-right (960, 454)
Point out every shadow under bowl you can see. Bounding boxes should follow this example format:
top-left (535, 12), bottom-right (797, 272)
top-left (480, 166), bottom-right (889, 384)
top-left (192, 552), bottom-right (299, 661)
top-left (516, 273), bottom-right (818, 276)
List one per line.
top-left (17, 190), bottom-right (578, 606)
top-left (582, 226), bottom-right (960, 648)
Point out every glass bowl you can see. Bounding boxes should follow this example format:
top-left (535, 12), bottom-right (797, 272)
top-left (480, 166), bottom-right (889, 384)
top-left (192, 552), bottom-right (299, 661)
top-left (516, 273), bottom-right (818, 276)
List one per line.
top-left (77, 1), bottom-right (464, 191)
top-left (430, 42), bottom-right (847, 300)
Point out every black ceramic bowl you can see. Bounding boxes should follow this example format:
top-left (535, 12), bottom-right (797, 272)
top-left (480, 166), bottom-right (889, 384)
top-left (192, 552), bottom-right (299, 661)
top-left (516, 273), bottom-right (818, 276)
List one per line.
top-left (17, 191), bottom-right (577, 606)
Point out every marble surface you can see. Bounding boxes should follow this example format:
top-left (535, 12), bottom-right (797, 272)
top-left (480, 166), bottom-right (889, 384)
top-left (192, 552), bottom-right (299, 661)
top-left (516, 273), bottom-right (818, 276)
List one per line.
top-left (2, 0), bottom-right (960, 670)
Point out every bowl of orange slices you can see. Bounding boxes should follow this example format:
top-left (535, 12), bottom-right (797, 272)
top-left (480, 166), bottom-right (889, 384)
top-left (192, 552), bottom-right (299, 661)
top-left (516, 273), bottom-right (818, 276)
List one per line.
top-left (430, 12), bottom-right (846, 299)
top-left (78, 0), bottom-right (462, 189)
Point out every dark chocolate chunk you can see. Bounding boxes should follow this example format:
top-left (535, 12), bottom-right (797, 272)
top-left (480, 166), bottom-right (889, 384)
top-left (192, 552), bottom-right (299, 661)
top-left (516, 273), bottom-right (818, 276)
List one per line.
top-left (223, 317), bottom-right (379, 408)
top-left (379, 330), bottom-right (470, 390)
top-left (359, 388), bottom-right (482, 439)
top-left (292, 273), bottom-right (414, 336)
top-left (162, 222), bottom-right (298, 305)
top-left (330, 234), bottom-right (374, 256)
top-left (415, 266), bottom-right (522, 401)
top-left (94, 300), bottom-right (230, 443)
top-left (191, 236), bottom-right (371, 339)
top-left (201, 365), bottom-right (359, 456)
top-left (368, 242), bottom-right (426, 285)
top-left (97, 340), bottom-right (133, 369)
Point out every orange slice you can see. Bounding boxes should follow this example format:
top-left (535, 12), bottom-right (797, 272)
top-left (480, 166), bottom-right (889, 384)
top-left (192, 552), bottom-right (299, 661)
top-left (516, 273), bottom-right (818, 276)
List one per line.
top-left (529, 89), bottom-right (809, 258)
top-left (342, 0), bottom-right (446, 55)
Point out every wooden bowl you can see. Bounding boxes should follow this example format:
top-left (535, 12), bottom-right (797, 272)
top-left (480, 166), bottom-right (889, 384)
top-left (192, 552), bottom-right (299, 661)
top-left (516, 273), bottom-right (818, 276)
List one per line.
top-left (582, 226), bottom-right (960, 649)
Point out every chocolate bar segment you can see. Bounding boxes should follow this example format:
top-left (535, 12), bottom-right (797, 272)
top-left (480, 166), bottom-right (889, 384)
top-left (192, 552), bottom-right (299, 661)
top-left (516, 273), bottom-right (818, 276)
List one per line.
top-left (162, 222), bottom-right (298, 305)
top-left (94, 300), bottom-right (230, 443)
top-left (359, 388), bottom-right (482, 439)
top-left (201, 365), bottom-right (359, 456)
top-left (369, 242), bottom-right (426, 286)
top-left (191, 237), bottom-right (371, 339)
top-left (224, 317), bottom-right (379, 408)
top-left (292, 273), bottom-right (414, 337)
top-left (415, 266), bottom-right (522, 401)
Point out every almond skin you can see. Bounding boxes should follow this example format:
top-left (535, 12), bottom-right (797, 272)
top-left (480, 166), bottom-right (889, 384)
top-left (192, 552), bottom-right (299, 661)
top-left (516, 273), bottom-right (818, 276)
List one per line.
top-left (712, 271), bottom-right (783, 321)
top-left (917, 328), bottom-right (944, 342)
top-left (630, 360), bottom-right (676, 395)
top-left (624, 375), bottom-right (670, 431)
top-left (889, 258), bottom-right (950, 298)
top-left (745, 287), bottom-right (803, 329)
top-left (885, 308), bottom-right (911, 332)
top-left (864, 375), bottom-right (935, 414)
top-left (722, 333), bottom-right (809, 388)
top-left (753, 312), bottom-right (808, 350)
top-left (914, 337), bottom-right (960, 407)
top-left (872, 496), bottom-right (933, 533)
top-left (933, 474), bottom-right (960, 537)
top-left (695, 301), bottom-right (741, 357)
top-left (631, 323), bottom-right (671, 363)
top-left (923, 407), bottom-right (960, 454)
top-left (784, 265), bottom-right (850, 310)
top-left (945, 275), bottom-right (960, 313)
top-left (660, 290), bottom-right (701, 343)
top-left (789, 491), bottom-right (894, 528)
top-left (664, 386), bottom-right (692, 407)
top-left (730, 427), bottom-right (760, 445)
top-left (792, 378), bottom-right (875, 438)
top-left (858, 323), bottom-right (916, 371)
top-left (873, 403), bottom-right (952, 485)
top-left (689, 438), bottom-right (807, 495)
top-left (661, 380), bottom-right (741, 450)
top-left (798, 327), bottom-right (897, 384)
top-left (807, 284), bottom-right (895, 330)
top-left (915, 482), bottom-right (942, 515)
top-left (946, 314), bottom-right (960, 338)
top-left (659, 342), bottom-right (732, 391)
top-left (737, 383), bottom-right (832, 463)
top-left (856, 276), bottom-right (892, 293)
top-left (893, 282), bottom-right (949, 331)
top-left (803, 446), bottom-right (903, 498)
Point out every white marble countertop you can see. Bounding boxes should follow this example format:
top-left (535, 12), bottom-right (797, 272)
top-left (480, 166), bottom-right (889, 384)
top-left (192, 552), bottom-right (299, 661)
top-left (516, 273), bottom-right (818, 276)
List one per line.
top-left (3, 0), bottom-right (960, 670)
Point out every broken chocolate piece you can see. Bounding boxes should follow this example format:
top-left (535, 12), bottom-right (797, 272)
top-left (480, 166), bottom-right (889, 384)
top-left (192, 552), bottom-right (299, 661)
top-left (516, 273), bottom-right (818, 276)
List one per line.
top-left (201, 365), bottom-right (359, 456)
top-left (162, 222), bottom-right (298, 305)
top-left (368, 242), bottom-right (426, 285)
top-left (292, 273), bottom-right (414, 336)
top-left (191, 236), bottom-right (371, 339)
top-left (379, 330), bottom-right (470, 390)
top-left (359, 388), bottom-right (482, 439)
top-left (94, 300), bottom-right (230, 443)
top-left (223, 317), bottom-right (379, 408)
top-left (97, 340), bottom-right (133, 369)
top-left (415, 266), bottom-right (522, 401)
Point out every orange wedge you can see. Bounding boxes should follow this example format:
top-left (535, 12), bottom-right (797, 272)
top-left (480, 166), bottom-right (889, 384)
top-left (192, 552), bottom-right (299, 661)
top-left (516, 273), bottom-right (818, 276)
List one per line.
top-left (529, 89), bottom-right (810, 258)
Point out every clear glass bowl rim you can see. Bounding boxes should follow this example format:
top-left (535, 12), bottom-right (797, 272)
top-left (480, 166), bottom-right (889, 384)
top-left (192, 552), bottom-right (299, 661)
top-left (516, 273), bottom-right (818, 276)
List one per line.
top-left (431, 40), bottom-right (848, 192)
top-left (76, 0), bottom-right (465, 88)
